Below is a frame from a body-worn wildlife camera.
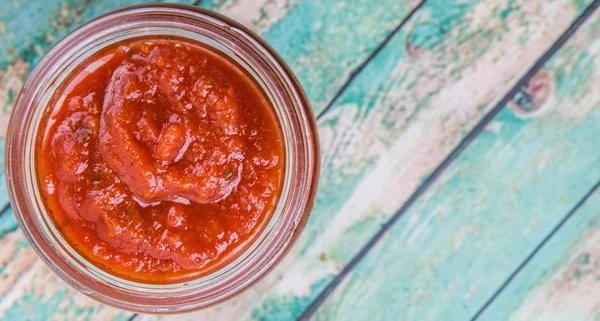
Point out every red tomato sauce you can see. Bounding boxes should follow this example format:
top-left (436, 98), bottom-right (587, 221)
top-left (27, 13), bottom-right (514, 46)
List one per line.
top-left (35, 38), bottom-right (284, 282)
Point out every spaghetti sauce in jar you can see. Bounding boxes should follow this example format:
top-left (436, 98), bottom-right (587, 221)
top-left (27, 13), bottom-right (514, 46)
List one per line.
top-left (36, 38), bottom-right (284, 282)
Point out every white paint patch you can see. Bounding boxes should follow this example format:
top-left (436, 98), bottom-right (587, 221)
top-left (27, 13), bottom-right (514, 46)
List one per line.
top-left (219, 0), bottom-right (300, 32)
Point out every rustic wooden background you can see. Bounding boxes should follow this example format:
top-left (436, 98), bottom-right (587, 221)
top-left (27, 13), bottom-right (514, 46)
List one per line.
top-left (1, 0), bottom-right (600, 320)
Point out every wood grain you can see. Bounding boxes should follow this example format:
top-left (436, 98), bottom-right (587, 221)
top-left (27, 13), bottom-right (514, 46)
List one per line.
top-left (309, 6), bottom-right (600, 320)
top-left (0, 1), bottom-right (194, 319)
top-left (0, 0), bottom-right (195, 137)
top-left (1, 0), bottom-right (598, 320)
top-left (150, 0), bottom-right (595, 320)
top-left (475, 186), bottom-right (600, 321)
top-left (0, 0), bottom-right (423, 136)
top-left (474, 28), bottom-right (600, 321)
top-left (0, 211), bottom-right (132, 321)
top-left (0, 0), bottom-right (422, 319)
top-left (200, 0), bottom-right (424, 115)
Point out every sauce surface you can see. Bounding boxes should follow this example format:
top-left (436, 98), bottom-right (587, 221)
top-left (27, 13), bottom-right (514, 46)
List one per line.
top-left (36, 38), bottom-right (284, 282)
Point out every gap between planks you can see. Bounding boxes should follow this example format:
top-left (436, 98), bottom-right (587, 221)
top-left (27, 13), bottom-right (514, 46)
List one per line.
top-left (463, 5), bottom-right (600, 320)
top-left (0, 0), bottom-right (422, 319)
top-left (0, 1), bottom-right (205, 320)
top-left (6, 0), bottom-right (597, 319)
top-left (0, 188), bottom-right (8, 217)
top-left (127, 2), bottom-right (427, 321)
top-left (314, 0), bottom-right (428, 120)
top-left (0, 4), bottom-right (433, 244)
top-left (469, 178), bottom-right (600, 321)
top-left (296, 0), bottom-right (600, 320)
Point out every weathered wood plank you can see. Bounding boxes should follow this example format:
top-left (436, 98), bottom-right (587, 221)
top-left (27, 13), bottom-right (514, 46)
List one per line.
top-left (0, 0), bottom-right (202, 225)
top-left (310, 5), bottom-right (600, 320)
top-left (0, 208), bottom-right (131, 321)
top-left (475, 185), bottom-right (600, 321)
top-left (0, 0), bottom-right (423, 134)
top-left (0, 1), bottom-right (197, 320)
top-left (2, 0), bottom-right (595, 320)
top-left (200, 0), bottom-right (423, 115)
top-left (0, 0), bottom-right (194, 133)
top-left (0, 0), bottom-right (423, 319)
top-left (151, 0), bottom-right (594, 320)
top-left (0, 0), bottom-right (424, 206)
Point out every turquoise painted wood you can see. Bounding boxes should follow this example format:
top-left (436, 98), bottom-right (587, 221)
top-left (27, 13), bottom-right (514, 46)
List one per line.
top-left (200, 0), bottom-right (423, 115)
top-left (475, 25), bottom-right (600, 321)
top-left (0, 0), bottom-right (194, 116)
top-left (0, 1), bottom-right (199, 319)
top-left (310, 7), bottom-right (600, 320)
top-left (476, 185), bottom-right (600, 321)
top-left (0, 0), bottom-right (199, 213)
top-left (0, 0), bottom-right (424, 319)
top-left (165, 1), bottom-right (597, 320)
top-left (0, 0), bottom-right (423, 208)
top-left (1, 0), bottom-right (600, 320)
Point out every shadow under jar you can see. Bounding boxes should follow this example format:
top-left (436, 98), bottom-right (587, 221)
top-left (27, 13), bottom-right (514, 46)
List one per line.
top-left (5, 4), bottom-right (319, 313)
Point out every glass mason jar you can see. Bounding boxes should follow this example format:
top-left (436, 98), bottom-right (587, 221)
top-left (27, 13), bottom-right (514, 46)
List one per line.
top-left (5, 4), bottom-right (319, 313)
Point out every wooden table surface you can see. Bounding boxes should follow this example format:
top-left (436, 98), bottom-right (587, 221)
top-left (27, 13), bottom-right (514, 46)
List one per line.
top-left (1, 0), bottom-right (600, 320)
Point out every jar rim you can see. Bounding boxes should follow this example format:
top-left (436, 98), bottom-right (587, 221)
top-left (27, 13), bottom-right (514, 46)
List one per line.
top-left (5, 4), bottom-right (319, 313)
